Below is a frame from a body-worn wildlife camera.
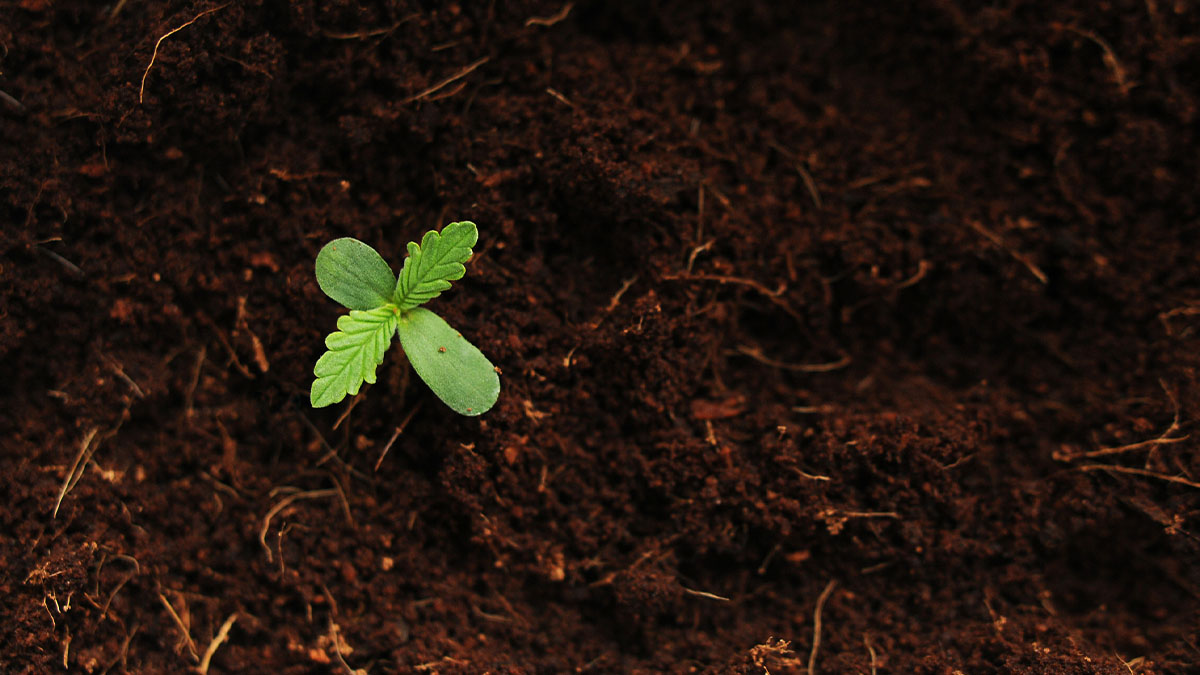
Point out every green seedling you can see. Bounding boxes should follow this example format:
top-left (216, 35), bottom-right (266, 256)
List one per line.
top-left (310, 221), bottom-right (500, 416)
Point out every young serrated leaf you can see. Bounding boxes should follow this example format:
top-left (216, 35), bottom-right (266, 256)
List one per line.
top-left (310, 306), bottom-right (399, 408)
top-left (396, 307), bottom-right (499, 416)
top-left (316, 238), bottom-right (397, 310)
top-left (392, 221), bottom-right (478, 311)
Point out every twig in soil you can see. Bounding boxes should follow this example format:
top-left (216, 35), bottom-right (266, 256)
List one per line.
top-left (158, 591), bottom-right (200, 661)
top-left (491, 591), bottom-right (529, 628)
top-left (275, 523), bottom-right (293, 577)
top-left (472, 605), bottom-right (512, 623)
top-left (23, 181), bottom-right (48, 233)
top-left (202, 473), bottom-right (241, 502)
top-left (100, 573), bottom-right (134, 620)
top-left (685, 238), bottom-right (715, 273)
top-left (198, 313), bottom-right (254, 378)
top-left (940, 453), bottom-right (976, 470)
top-left (331, 394), bottom-right (364, 431)
top-left (706, 183), bottom-right (733, 210)
top-left (662, 272), bottom-right (802, 320)
top-left (808, 580), bottom-right (837, 675)
top-left (864, 634), bottom-right (878, 675)
top-left (375, 403), bottom-right (422, 471)
top-left (106, 0), bottom-right (130, 22)
top-left (965, 220), bottom-right (1048, 284)
top-left (1077, 464), bottom-right (1200, 490)
top-left (233, 296), bottom-right (270, 374)
top-left (778, 150), bottom-right (820, 207)
top-left (41, 596), bottom-right (56, 629)
top-left (216, 53), bottom-right (273, 79)
top-left (895, 260), bottom-right (931, 290)
top-left (298, 411), bottom-right (366, 479)
top-left (526, 2), bottom-right (574, 26)
top-left (139, 4), bottom-right (231, 104)
top-left (1053, 140), bottom-right (1098, 225)
top-left (589, 275), bottom-right (639, 329)
top-left (424, 80), bottom-right (469, 102)
top-left (102, 353), bottom-right (146, 398)
top-left (545, 87), bottom-right (574, 107)
top-left (415, 657), bottom-right (468, 671)
top-left (249, 331), bottom-right (269, 372)
top-left (329, 620), bottom-right (365, 675)
top-left (329, 475), bottom-right (356, 529)
top-left (733, 344), bottom-right (851, 373)
top-left (197, 613), bottom-right (237, 675)
top-left (402, 56), bottom-right (490, 104)
top-left (1117, 653), bottom-right (1146, 673)
top-left (767, 141), bottom-right (823, 209)
top-left (35, 245), bottom-right (84, 276)
top-left (296, 410), bottom-right (337, 458)
top-left (1159, 303), bottom-right (1200, 336)
top-left (579, 654), bottom-right (609, 671)
top-left (796, 163), bottom-right (823, 209)
top-left (0, 87), bottom-right (25, 114)
top-left (258, 488), bottom-right (340, 562)
top-left (185, 347), bottom-right (206, 419)
top-left (99, 623), bottom-right (138, 675)
top-left (53, 427), bottom-right (101, 518)
top-left (680, 586), bottom-right (730, 602)
top-left (662, 272), bottom-right (785, 296)
top-left (321, 583), bottom-right (340, 618)
top-left (757, 542), bottom-right (782, 575)
top-left (789, 466), bottom-right (831, 481)
top-left (1067, 380), bottom-right (1187, 460)
top-left (320, 15), bottom-right (417, 40)
top-left (1059, 24), bottom-right (1131, 96)
top-left (840, 510), bottom-right (900, 519)
top-left (562, 344), bottom-right (579, 368)
top-left (98, 555), bottom-right (141, 620)
top-left (588, 537), bottom-right (681, 588)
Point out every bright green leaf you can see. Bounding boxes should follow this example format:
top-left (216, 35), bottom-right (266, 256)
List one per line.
top-left (396, 307), bottom-right (499, 416)
top-left (311, 306), bottom-right (399, 407)
top-left (316, 237), bottom-right (397, 310)
top-left (392, 221), bottom-right (478, 311)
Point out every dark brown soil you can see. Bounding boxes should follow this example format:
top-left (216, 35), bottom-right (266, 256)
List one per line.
top-left (3, 1), bottom-right (1200, 673)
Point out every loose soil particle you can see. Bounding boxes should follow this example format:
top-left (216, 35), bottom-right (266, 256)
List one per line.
top-left (2, 1), bottom-right (1199, 673)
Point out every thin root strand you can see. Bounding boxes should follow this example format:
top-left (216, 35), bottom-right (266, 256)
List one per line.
top-left (139, 4), bottom-right (231, 104)
top-left (808, 580), bottom-right (837, 675)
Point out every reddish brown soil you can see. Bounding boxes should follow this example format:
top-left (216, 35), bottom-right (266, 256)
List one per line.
top-left (3, 1), bottom-right (1200, 673)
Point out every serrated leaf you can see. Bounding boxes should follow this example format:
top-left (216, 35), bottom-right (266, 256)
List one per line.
top-left (392, 221), bottom-right (478, 311)
top-left (310, 306), bottom-right (398, 407)
top-left (396, 307), bottom-right (499, 416)
top-left (316, 237), bottom-right (397, 310)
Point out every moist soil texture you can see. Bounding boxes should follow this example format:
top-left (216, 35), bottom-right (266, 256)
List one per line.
top-left (3, 1), bottom-right (1200, 673)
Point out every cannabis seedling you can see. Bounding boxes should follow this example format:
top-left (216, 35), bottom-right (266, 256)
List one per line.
top-left (310, 221), bottom-right (500, 416)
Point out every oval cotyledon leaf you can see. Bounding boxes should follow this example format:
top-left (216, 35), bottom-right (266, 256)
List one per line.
top-left (315, 237), bottom-right (396, 310)
top-left (396, 307), bottom-right (499, 416)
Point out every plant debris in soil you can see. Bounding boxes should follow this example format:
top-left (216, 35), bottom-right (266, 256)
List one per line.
top-left (2, 1), bottom-right (1199, 673)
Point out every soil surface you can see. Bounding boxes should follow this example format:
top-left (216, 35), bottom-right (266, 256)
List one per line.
top-left (3, 1), bottom-right (1200, 673)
